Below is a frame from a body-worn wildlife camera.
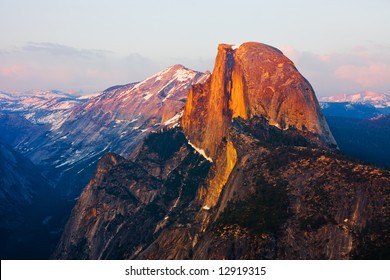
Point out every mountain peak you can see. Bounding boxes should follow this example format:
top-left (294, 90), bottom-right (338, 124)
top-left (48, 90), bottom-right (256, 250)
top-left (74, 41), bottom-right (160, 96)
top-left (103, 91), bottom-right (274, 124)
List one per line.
top-left (70, 64), bottom-right (209, 136)
top-left (148, 64), bottom-right (200, 83)
top-left (166, 64), bottom-right (186, 70)
top-left (182, 41), bottom-right (336, 161)
top-left (220, 42), bottom-right (285, 55)
top-left (321, 91), bottom-right (390, 108)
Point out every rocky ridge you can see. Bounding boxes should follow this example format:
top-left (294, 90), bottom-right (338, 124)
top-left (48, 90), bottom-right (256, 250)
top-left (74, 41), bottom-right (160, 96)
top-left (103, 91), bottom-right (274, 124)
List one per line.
top-left (320, 91), bottom-right (390, 108)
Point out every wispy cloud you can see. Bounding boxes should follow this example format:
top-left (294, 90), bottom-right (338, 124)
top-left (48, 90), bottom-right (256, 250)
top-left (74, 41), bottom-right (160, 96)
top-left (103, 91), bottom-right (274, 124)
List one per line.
top-left (0, 64), bottom-right (28, 77)
top-left (22, 42), bottom-right (111, 58)
top-left (0, 42), bottom-right (165, 93)
top-left (1, 41), bottom-right (389, 96)
top-left (336, 63), bottom-right (390, 87)
top-left (280, 44), bottom-right (390, 96)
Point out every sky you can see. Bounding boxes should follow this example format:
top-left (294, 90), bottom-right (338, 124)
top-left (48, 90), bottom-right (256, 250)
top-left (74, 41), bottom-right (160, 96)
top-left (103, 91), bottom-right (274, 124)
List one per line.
top-left (0, 0), bottom-right (389, 97)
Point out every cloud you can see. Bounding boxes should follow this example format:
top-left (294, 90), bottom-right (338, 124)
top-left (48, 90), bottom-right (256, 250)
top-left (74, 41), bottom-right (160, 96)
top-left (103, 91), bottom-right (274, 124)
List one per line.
top-left (280, 45), bottom-right (300, 62)
top-left (166, 56), bottom-right (214, 73)
top-left (280, 44), bottom-right (390, 96)
top-left (2, 41), bottom-right (389, 96)
top-left (0, 42), bottom-right (164, 93)
top-left (0, 64), bottom-right (28, 77)
top-left (336, 63), bottom-right (390, 87)
top-left (22, 42), bottom-right (111, 58)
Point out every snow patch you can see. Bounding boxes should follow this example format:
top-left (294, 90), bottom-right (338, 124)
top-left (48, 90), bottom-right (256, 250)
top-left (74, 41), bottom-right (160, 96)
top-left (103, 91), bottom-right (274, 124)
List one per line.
top-left (164, 111), bottom-right (183, 126)
top-left (270, 122), bottom-right (281, 130)
top-left (143, 92), bottom-right (153, 101)
top-left (187, 139), bottom-right (213, 162)
top-left (152, 66), bottom-right (176, 81)
top-left (115, 119), bottom-right (134, 124)
top-left (129, 117), bottom-right (139, 123)
top-left (49, 101), bottom-right (78, 110)
top-left (174, 68), bottom-right (196, 82)
top-left (42, 216), bottom-right (52, 225)
top-left (319, 102), bottom-right (329, 109)
top-left (320, 91), bottom-right (390, 108)
top-left (77, 92), bottom-right (102, 100)
top-left (55, 159), bottom-right (74, 168)
top-left (231, 44), bottom-right (242, 50)
top-left (370, 114), bottom-right (385, 121)
top-left (269, 122), bottom-right (288, 131)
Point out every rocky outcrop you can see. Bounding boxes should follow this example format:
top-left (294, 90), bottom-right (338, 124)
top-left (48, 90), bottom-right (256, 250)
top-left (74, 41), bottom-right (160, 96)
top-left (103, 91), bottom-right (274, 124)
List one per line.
top-left (54, 129), bottom-right (212, 259)
top-left (182, 42), bottom-right (336, 208)
top-left (182, 42), bottom-right (335, 161)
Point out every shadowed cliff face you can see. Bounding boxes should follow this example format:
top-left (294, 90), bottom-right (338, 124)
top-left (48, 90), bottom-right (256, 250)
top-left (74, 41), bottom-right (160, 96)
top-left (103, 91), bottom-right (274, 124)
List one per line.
top-left (182, 42), bottom-right (335, 161)
top-left (54, 129), bottom-right (212, 259)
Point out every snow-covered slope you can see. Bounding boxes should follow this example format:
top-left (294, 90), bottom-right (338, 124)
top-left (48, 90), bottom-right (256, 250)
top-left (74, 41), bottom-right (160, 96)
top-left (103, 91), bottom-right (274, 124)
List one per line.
top-left (2, 65), bottom-right (209, 197)
top-left (0, 90), bottom-right (87, 130)
top-left (47, 65), bottom-right (208, 193)
top-left (77, 64), bottom-right (209, 124)
top-left (320, 91), bottom-right (390, 108)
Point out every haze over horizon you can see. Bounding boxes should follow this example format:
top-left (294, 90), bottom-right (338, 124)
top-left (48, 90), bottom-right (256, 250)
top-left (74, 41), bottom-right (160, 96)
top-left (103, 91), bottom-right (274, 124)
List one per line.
top-left (1, 0), bottom-right (389, 97)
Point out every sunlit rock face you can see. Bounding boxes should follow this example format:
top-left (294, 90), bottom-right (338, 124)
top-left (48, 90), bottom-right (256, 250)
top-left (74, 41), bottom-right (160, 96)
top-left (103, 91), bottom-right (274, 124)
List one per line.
top-left (182, 42), bottom-right (336, 207)
top-left (182, 42), bottom-right (335, 160)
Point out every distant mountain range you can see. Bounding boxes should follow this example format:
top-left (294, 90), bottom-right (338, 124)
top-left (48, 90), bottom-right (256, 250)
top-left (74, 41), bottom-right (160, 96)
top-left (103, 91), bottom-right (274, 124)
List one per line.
top-left (0, 90), bottom-right (89, 130)
top-left (320, 92), bottom-right (390, 118)
top-left (318, 91), bottom-right (390, 169)
top-left (320, 91), bottom-right (390, 108)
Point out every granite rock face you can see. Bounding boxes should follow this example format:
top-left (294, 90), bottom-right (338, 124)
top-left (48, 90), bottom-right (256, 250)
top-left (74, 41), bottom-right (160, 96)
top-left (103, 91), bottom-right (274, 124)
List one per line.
top-left (55, 130), bottom-right (212, 259)
top-left (182, 42), bottom-right (336, 161)
top-left (182, 42), bottom-right (336, 208)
